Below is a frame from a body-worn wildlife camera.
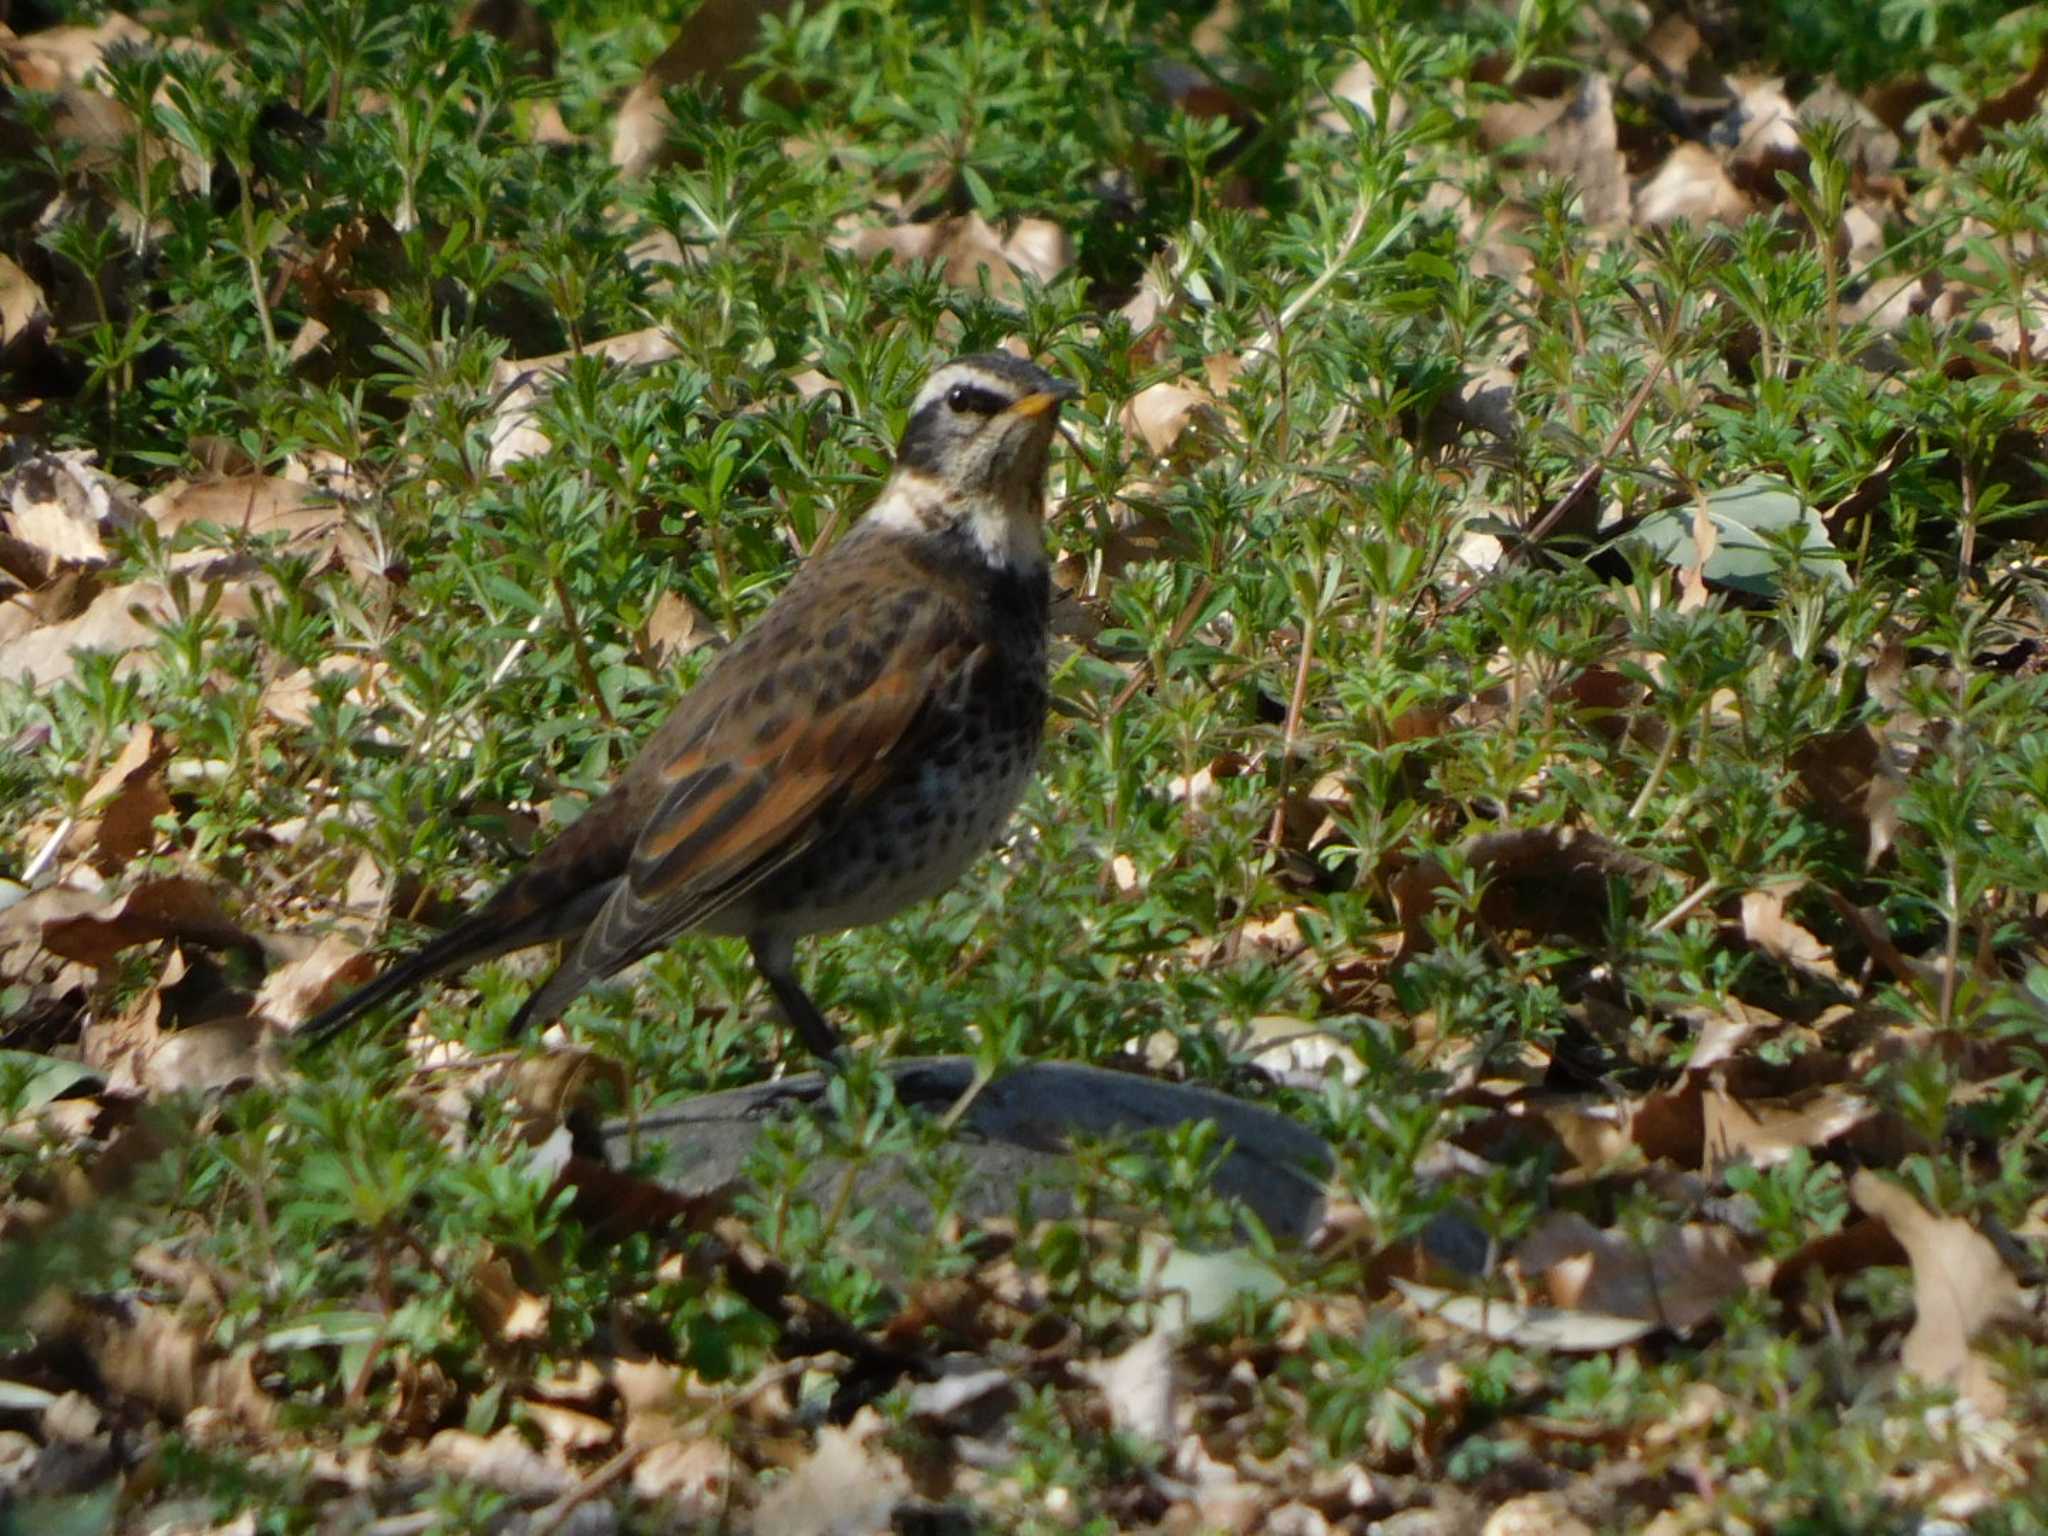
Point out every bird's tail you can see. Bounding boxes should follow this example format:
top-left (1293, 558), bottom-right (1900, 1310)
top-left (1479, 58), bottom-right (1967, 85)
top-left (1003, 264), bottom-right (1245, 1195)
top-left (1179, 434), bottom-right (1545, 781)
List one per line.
top-left (294, 916), bottom-right (507, 1046)
top-left (294, 880), bottom-right (611, 1048)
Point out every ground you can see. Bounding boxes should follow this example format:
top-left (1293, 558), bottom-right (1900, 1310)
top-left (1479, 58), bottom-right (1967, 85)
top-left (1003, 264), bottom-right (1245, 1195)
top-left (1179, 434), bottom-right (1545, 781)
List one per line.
top-left (0, 0), bottom-right (2046, 1531)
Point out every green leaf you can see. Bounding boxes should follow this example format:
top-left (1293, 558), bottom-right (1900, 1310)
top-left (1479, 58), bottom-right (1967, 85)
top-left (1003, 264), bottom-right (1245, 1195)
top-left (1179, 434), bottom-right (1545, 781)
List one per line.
top-left (0, 1050), bottom-right (102, 1112)
top-left (1152, 1243), bottom-right (1287, 1326)
top-left (1633, 475), bottom-right (1847, 597)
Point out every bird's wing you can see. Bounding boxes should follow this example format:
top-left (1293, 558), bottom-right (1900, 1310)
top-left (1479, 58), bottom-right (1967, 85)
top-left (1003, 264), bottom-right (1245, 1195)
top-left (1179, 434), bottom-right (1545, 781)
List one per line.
top-left (554, 581), bottom-right (985, 983)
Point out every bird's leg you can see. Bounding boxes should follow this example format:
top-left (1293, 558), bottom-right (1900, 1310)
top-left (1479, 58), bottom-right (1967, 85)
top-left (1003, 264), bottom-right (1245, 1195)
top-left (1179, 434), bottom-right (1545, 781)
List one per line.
top-left (747, 933), bottom-right (845, 1066)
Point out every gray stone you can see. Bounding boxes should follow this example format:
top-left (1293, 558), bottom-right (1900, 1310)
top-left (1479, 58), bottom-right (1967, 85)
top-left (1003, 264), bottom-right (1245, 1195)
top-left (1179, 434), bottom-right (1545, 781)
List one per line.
top-left (601, 1057), bottom-right (1330, 1244)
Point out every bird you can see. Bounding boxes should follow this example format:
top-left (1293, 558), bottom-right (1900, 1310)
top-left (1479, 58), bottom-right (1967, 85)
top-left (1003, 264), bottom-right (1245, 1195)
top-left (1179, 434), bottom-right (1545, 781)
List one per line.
top-left (299, 352), bottom-right (1075, 1061)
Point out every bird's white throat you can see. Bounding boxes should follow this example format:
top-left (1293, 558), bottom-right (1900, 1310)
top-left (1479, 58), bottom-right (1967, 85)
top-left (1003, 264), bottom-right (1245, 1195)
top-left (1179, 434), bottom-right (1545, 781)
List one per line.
top-left (866, 468), bottom-right (1050, 572)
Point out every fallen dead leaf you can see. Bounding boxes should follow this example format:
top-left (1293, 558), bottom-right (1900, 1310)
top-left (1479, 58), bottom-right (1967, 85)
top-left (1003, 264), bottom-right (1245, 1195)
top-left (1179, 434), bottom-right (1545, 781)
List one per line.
top-left (473, 1254), bottom-right (551, 1345)
top-left (0, 15), bottom-right (155, 91)
top-left (1738, 886), bottom-right (1843, 985)
top-left (610, 0), bottom-right (794, 174)
top-left (632, 1436), bottom-right (738, 1517)
top-left (521, 1397), bottom-right (613, 1455)
top-left (834, 213), bottom-right (1071, 300)
top-left (1515, 1213), bottom-right (1752, 1333)
top-left (75, 723), bottom-right (173, 874)
top-left (37, 875), bottom-right (250, 967)
top-left (0, 578), bottom-right (180, 688)
top-left (1702, 1079), bottom-right (1874, 1174)
top-left (253, 933), bottom-right (373, 1029)
top-left (53, 1294), bottom-right (275, 1432)
top-left (1393, 1277), bottom-right (1656, 1351)
top-left (486, 328), bottom-right (685, 469)
top-left (1485, 1492), bottom-right (1595, 1536)
top-left (1392, 826), bottom-right (1663, 958)
top-left (422, 1427), bottom-right (576, 1500)
top-left (644, 588), bottom-right (717, 663)
top-left (0, 254), bottom-right (49, 354)
top-left (3, 451), bottom-right (143, 581)
top-left (1851, 1171), bottom-right (2028, 1417)
top-left (1077, 1326), bottom-right (1178, 1446)
top-left (141, 1015), bottom-right (270, 1094)
top-left (1790, 724), bottom-right (1902, 868)
top-left (750, 1406), bottom-right (908, 1536)
top-left (1719, 73), bottom-right (1804, 196)
top-left (1636, 142), bottom-right (1753, 227)
top-left (258, 655), bottom-right (384, 729)
top-left (1122, 379), bottom-right (1222, 458)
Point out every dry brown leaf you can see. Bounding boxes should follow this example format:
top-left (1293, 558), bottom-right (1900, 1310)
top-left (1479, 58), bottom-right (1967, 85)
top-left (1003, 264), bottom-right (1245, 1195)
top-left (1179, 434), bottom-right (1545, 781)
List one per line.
top-left (0, 578), bottom-right (179, 688)
top-left (0, 255), bottom-right (49, 353)
top-left (1392, 826), bottom-right (1663, 958)
top-left (632, 1437), bottom-right (737, 1516)
top-left (486, 328), bottom-right (685, 469)
top-left (1791, 724), bottom-right (1903, 868)
top-left (4, 451), bottom-right (143, 580)
top-left (1636, 143), bottom-right (1753, 227)
top-left (1515, 1214), bottom-right (1752, 1333)
top-left (458, 0), bottom-right (555, 74)
top-left (1764, 1215), bottom-right (1907, 1300)
top-left (1003, 217), bottom-right (1073, 285)
top-left (0, 884), bottom-right (102, 987)
top-left (0, 16), bottom-right (154, 91)
top-left (1736, 888), bottom-right (1851, 987)
top-left (141, 1015), bottom-right (271, 1094)
top-left (422, 1427), bottom-right (576, 1500)
top-left (751, 1406), bottom-right (908, 1536)
top-left (149, 474), bottom-right (321, 540)
top-left (1553, 74), bottom-right (1629, 227)
top-left (1077, 1326), bottom-right (1178, 1446)
top-left (1738, 887), bottom-right (1843, 984)
top-left (258, 654), bottom-right (383, 728)
top-left (1938, 48), bottom-right (2048, 162)
top-left (610, 0), bottom-right (792, 174)
top-left (612, 1355), bottom-right (702, 1445)
top-left (1720, 74), bottom-right (1804, 193)
top-left (1479, 76), bottom-right (1628, 227)
top-left (1684, 1000), bottom-right (1776, 1074)
top-left (1122, 380), bottom-right (1221, 458)
top-left (1851, 1171), bottom-right (2028, 1417)
top-left (1485, 1493), bottom-right (1595, 1536)
top-left (62, 1296), bottom-right (275, 1432)
top-left (77, 949), bottom-right (170, 1094)
top-left (253, 932), bottom-right (373, 1028)
top-left (1702, 1079), bottom-right (1874, 1173)
top-left (38, 875), bottom-right (249, 967)
top-left (643, 588), bottom-right (717, 663)
top-left (521, 1397), bottom-right (613, 1454)
top-left (472, 1254), bottom-right (551, 1345)
top-left (75, 723), bottom-right (173, 874)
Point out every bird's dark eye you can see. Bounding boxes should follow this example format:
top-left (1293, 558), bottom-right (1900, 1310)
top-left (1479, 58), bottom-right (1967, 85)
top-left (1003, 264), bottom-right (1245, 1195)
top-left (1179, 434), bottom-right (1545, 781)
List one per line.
top-left (945, 383), bottom-right (1004, 415)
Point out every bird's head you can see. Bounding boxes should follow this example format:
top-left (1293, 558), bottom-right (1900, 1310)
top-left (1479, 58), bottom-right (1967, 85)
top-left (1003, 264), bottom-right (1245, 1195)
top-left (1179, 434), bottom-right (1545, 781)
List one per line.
top-left (871, 353), bottom-right (1076, 569)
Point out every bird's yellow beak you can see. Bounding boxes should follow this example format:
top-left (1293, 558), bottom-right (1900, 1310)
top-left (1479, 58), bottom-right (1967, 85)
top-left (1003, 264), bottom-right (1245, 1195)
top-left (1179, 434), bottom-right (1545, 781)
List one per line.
top-left (1005, 390), bottom-right (1065, 419)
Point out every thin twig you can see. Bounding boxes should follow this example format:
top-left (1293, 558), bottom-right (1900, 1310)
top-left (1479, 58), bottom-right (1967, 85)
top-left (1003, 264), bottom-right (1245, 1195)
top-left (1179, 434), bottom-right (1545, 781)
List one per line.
top-left (1648, 876), bottom-right (1721, 935)
top-left (489, 609), bottom-right (551, 690)
top-left (1241, 181), bottom-right (1378, 372)
top-left (21, 816), bottom-right (75, 884)
top-left (1267, 604), bottom-right (1318, 849)
top-left (1441, 349), bottom-right (1673, 620)
top-left (550, 572), bottom-right (617, 729)
top-left (525, 1445), bottom-right (646, 1536)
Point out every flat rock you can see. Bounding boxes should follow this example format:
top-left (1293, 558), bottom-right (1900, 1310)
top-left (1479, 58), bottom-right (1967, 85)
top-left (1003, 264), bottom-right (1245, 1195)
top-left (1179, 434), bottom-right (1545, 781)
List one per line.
top-left (600, 1057), bottom-right (1331, 1244)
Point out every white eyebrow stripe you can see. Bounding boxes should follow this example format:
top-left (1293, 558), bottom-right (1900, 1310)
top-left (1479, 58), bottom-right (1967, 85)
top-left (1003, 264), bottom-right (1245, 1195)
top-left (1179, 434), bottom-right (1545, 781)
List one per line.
top-left (908, 365), bottom-right (1019, 414)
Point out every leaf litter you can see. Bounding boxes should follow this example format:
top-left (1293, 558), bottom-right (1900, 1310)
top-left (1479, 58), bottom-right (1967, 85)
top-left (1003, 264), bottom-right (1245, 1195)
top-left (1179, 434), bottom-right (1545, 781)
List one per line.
top-left (0, 0), bottom-right (2046, 1530)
